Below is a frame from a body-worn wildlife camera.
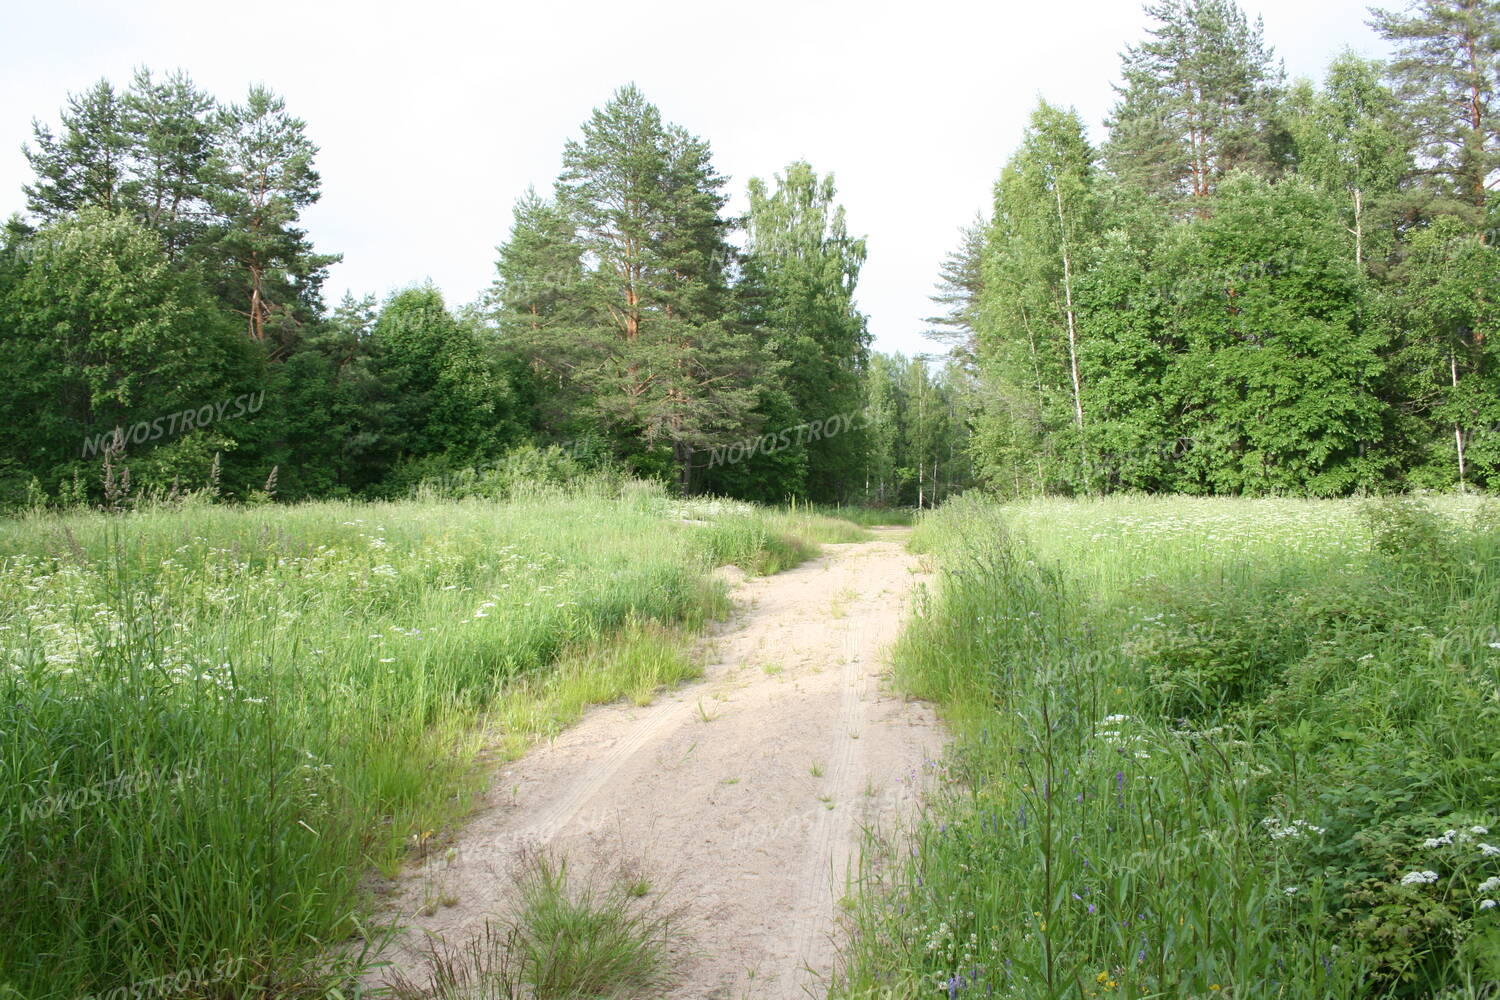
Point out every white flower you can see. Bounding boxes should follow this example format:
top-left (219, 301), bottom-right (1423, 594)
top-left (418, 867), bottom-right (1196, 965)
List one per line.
top-left (1488, 642), bottom-right (1500, 650)
top-left (1478, 876), bottom-right (1500, 894)
top-left (1102, 714), bottom-right (1130, 725)
top-left (1471, 826), bottom-right (1490, 835)
top-left (1480, 844), bottom-right (1500, 857)
top-left (1401, 870), bottom-right (1440, 885)
top-left (1265, 817), bottom-right (1327, 839)
top-left (1284, 885), bottom-right (1300, 895)
top-left (1481, 899), bottom-right (1497, 911)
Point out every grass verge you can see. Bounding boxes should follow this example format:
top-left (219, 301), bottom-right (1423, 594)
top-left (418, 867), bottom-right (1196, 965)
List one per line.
top-left (836, 494), bottom-right (1500, 999)
top-left (0, 485), bottom-right (856, 998)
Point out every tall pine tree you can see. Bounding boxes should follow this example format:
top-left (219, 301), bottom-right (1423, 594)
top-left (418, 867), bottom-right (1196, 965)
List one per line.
top-left (1105, 0), bottom-right (1286, 203)
top-left (1370, 0), bottom-right (1500, 228)
top-left (535, 84), bottom-right (761, 488)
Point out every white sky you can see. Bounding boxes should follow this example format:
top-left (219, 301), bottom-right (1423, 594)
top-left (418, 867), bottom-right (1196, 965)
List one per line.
top-left (2, 0), bottom-right (1390, 357)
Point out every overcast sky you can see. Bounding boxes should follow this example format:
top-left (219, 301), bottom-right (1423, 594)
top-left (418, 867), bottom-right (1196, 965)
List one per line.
top-left (2, 0), bottom-right (1392, 357)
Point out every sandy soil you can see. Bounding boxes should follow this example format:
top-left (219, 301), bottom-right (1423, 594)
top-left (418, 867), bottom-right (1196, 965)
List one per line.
top-left (371, 527), bottom-right (944, 999)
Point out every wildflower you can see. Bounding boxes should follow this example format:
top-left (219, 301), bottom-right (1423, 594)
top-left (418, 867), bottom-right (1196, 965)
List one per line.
top-left (1481, 899), bottom-right (1497, 911)
top-left (1479, 876), bottom-right (1500, 894)
top-left (1400, 870), bottom-right (1440, 885)
top-left (1471, 826), bottom-right (1490, 835)
top-left (1480, 844), bottom-right (1500, 857)
top-left (1285, 885), bottom-right (1300, 895)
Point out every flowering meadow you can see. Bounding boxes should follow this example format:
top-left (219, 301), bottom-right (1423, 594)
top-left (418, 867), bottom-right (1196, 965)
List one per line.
top-left (838, 495), bottom-right (1500, 999)
top-left (0, 485), bottom-right (859, 998)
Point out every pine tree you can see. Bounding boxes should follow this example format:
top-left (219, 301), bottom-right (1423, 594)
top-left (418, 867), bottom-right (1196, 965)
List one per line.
top-left (925, 214), bottom-right (987, 361)
top-left (1370, 0), bottom-right (1500, 227)
top-left (489, 189), bottom-right (585, 439)
top-left (1105, 0), bottom-right (1286, 203)
top-left (202, 86), bottom-right (338, 351)
top-left (120, 68), bottom-right (218, 259)
top-left (547, 84), bottom-right (760, 488)
top-left (23, 80), bottom-right (130, 219)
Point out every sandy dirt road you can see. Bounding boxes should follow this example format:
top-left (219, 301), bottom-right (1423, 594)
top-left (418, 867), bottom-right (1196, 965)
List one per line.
top-left (373, 527), bottom-right (944, 998)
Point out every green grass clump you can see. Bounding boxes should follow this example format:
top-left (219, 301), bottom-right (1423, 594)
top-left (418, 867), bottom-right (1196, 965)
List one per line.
top-left (388, 851), bottom-right (682, 1000)
top-left (837, 493), bottom-right (1500, 999)
top-left (0, 486), bottom-right (860, 998)
top-left (486, 617), bottom-right (706, 759)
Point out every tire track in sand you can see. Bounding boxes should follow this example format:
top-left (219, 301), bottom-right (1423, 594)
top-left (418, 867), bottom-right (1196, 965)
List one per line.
top-left (372, 528), bottom-right (943, 999)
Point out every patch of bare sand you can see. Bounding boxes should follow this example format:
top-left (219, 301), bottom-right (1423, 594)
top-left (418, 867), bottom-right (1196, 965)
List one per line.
top-left (371, 527), bottom-right (943, 998)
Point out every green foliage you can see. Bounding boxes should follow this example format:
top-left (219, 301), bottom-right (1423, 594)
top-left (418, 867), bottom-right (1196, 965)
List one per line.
top-left (371, 284), bottom-right (526, 472)
top-left (0, 489), bottom-right (848, 997)
top-left (538, 84), bottom-right (760, 487)
top-left (861, 352), bottom-right (971, 507)
top-left (1157, 173), bottom-right (1389, 495)
top-left (409, 445), bottom-right (625, 503)
top-left (837, 495), bottom-right (1500, 999)
top-left (0, 208), bottom-right (251, 502)
top-left (1370, 0), bottom-right (1500, 222)
top-left (742, 160), bottom-right (870, 502)
top-left (1287, 52), bottom-right (1412, 272)
top-left (979, 102), bottom-right (1100, 493)
top-left (961, 0), bottom-right (1500, 501)
top-left (1387, 217), bottom-right (1500, 489)
top-left (1104, 0), bottom-right (1286, 202)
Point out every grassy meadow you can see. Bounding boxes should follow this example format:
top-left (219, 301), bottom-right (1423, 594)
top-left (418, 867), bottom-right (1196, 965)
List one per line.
top-left (0, 483), bottom-right (867, 999)
top-left (838, 495), bottom-right (1500, 999)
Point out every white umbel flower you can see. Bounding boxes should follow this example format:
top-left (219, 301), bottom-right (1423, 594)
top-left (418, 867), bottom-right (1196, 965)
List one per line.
top-left (1401, 871), bottom-right (1440, 885)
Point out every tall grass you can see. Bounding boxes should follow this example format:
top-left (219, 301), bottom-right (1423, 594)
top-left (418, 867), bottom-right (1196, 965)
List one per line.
top-left (0, 485), bottom-right (843, 998)
top-left (838, 494), bottom-right (1500, 999)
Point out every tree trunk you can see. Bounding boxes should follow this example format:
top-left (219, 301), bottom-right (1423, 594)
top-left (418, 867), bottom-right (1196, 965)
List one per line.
top-left (1452, 351), bottom-right (1467, 488)
top-left (1054, 183), bottom-right (1088, 484)
top-left (1352, 186), bottom-right (1364, 269)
